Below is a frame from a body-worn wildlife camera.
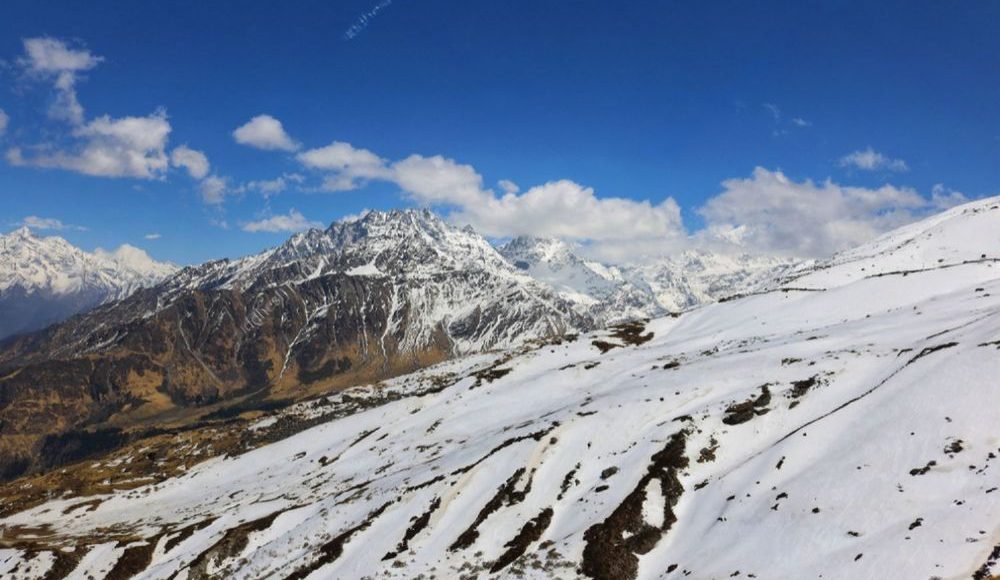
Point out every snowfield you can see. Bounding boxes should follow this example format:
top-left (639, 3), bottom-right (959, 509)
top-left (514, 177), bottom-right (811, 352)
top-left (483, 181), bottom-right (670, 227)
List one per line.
top-left (1, 197), bottom-right (999, 579)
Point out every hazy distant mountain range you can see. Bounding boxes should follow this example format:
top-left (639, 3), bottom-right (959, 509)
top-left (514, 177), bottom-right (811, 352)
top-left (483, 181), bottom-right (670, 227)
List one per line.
top-left (0, 226), bottom-right (177, 340)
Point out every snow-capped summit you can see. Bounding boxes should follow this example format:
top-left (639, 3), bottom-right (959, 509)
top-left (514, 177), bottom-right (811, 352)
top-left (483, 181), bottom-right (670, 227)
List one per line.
top-left (499, 234), bottom-right (798, 317)
top-left (264, 208), bottom-right (519, 281)
top-left (0, 227), bottom-right (177, 339)
top-left (0, 211), bottom-right (594, 475)
top-left (624, 249), bottom-right (798, 311)
top-left (500, 235), bottom-right (666, 322)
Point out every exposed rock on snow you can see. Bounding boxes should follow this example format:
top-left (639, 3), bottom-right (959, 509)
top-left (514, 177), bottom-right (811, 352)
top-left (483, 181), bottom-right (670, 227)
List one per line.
top-left (1, 197), bottom-right (998, 579)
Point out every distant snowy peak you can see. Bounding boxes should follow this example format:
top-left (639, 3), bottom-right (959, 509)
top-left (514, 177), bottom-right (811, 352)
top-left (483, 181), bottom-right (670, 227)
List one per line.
top-left (0, 227), bottom-right (175, 296)
top-left (627, 249), bottom-right (798, 311)
top-left (0, 227), bottom-right (177, 339)
top-left (500, 236), bottom-right (663, 321)
top-left (499, 235), bottom-right (798, 317)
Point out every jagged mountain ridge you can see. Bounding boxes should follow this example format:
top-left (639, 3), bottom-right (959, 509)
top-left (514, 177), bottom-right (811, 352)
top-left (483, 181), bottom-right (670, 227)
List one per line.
top-left (1, 197), bottom-right (997, 579)
top-left (0, 209), bottom-right (593, 480)
top-left (500, 235), bottom-right (797, 315)
top-left (500, 236), bottom-right (667, 322)
top-left (0, 227), bottom-right (176, 340)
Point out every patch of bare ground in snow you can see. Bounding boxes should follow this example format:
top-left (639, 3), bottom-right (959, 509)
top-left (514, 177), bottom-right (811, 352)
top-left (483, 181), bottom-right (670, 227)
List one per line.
top-left (581, 431), bottom-right (688, 580)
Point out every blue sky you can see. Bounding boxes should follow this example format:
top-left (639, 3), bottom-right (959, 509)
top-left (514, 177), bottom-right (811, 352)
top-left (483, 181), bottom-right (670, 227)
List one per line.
top-left (0, 1), bottom-right (997, 265)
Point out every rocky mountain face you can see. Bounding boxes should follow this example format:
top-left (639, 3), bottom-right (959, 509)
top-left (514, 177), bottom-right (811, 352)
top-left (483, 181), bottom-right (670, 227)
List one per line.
top-left (0, 227), bottom-right (176, 340)
top-left (1, 197), bottom-right (998, 579)
top-left (0, 210), bottom-right (591, 480)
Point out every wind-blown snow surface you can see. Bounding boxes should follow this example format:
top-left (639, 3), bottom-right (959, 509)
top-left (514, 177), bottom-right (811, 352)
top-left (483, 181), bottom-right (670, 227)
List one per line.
top-left (2, 198), bottom-right (1000, 579)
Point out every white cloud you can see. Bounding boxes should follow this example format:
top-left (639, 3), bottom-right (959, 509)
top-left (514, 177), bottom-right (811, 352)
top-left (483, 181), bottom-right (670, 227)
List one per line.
top-left (930, 184), bottom-right (969, 210)
top-left (199, 175), bottom-right (228, 204)
top-left (0, 109), bottom-right (8, 136)
top-left (19, 37), bottom-right (103, 125)
top-left (7, 38), bottom-right (177, 181)
top-left (20, 37), bottom-right (103, 74)
top-left (94, 244), bottom-right (171, 274)
top-left (170, 145), bottom-right (210, 180)
top-left (792, 117), bottom-right (811, 127)
top-left (763, 103), bottom-right (781, 120)
top-left (291, 137), bottom-right (954, 261)
top-left (839, 147), bottom-right (909, 172)
top-left (391, 155), bottom-right (489, 207)
top-left (498, 179), bottom-right (519, 195)
top-left (20, 215), bottom-right (87, 231)
top-left (296, 142), bottom-right (686, 259)
top-left (144, 233), bottom-right (162, 240)
top-left (697, 167), bottom-right (933, 257)
top-left (10, 36), bottom-right (227, 208)
top-left (297, 141), bottom-right (388, 191)
top-left (455, 180), bottom-right (684, 242)
top-left (7, 110), bottom-right (172, 179)
top-left (242, 209), bottom-right (322, 233)
top-left (238, 172), bottom-right (304, 197)
top-left (233, 115), bottom-right (299, 151)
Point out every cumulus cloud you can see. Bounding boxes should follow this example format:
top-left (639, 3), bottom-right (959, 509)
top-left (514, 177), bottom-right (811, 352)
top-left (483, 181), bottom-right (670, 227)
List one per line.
top-left (20, 215), bottom-right (87, 231)
top-left (0, 109), bottom-right (8, 136)
top-left (697, 167), bottom-right (933, 257)
top-left (242, 209), bottom-right (322, 233)
top-left (498, 179), bottom-right (519, 195)
top-left (290, 138), bottom-right (957, 261)
top-left (391, 155), bottom-right (489, 207)
top-left (9, 37), bottom-right (226, 206)
top-left (297, 141), bottom-right (388, 191)
top-left (237, 172), bottom-right (304, 197)
top-left (144, 233), bottom-right (162, 240)
top-left (233, 115), bottom-right (299, 151)
top-left (8, 38), bottom-right (178, 180)
top-left (293, 141), bottom-right (688, 259)
top-left (930, 184), bottom-right (969, 210)
top-left (839, 147), bottom-right (909, 172)
top-left (199, 175), bottom-right (228, 204)
top-left (455, 180), bottom-right (684, 242)
top-left (8, 110), bottom-right (172, 178)
top-left (20, 37), bottom-right (103, 75)
top-left (19, 37), bottom-right (103, 125)
top-left (170, 145), bottom-right (210, 179)
top-left (94, 244), bottom-right (169, 273)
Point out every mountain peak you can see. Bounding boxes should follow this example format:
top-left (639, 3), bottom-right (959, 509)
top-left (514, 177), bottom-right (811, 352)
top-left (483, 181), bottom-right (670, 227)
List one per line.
top-left (8, 225), bottom-right (34, 239)
top-left (0, 231), bottom-right (177, 339)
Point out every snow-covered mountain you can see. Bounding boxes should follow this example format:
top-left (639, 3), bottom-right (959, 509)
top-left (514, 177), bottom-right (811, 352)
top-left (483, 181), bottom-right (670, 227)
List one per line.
top-left (624, 249), bottom-right (798, 312)
top-left (1, 199), bottom-right (997, 578)
top-left (500, 235), bottom-right (797, 316)
top-left (0, 227), bottom-right (177, 340)
top-left (501, 236), bottom-right (666, 322)
top-left (0, 210), bottom-right (593, 480)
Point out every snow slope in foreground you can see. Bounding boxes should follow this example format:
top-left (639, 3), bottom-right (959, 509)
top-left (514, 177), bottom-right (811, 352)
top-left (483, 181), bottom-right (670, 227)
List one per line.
top-left (1, 198), bottom-right (999, 579)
